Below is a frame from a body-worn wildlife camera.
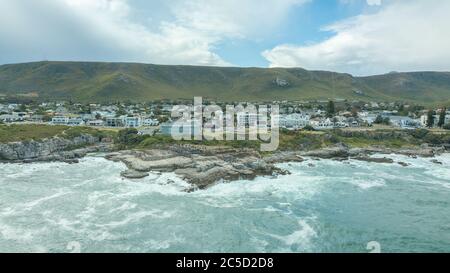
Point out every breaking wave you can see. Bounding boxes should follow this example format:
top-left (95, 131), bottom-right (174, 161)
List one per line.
top-left (1, 154), bottom-right (449, 252)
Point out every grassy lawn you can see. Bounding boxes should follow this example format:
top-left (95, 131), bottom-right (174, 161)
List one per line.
top-left (336, 136), bottom-right (412, 148)
top-left (127, 128), bottom-right (437, 151)
top-left (6, 124), bottom-right (443, 151)
top-left (0, 124), bottom-right (116, 143)
top-left (0, 124), bottom-right (68, 143)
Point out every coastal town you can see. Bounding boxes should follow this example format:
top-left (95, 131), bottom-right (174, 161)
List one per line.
top-left (1, 99), bottom-right (450, 135)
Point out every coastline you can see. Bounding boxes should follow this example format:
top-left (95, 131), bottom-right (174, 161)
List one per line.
top-left (0, 135), bottom-right (114, 164)
top-left (2, 147), bottom-right (449, 253)
top-left (1, 132), bottom-right (448, 190)
top-left (104, 143), bottom-right (448, 190)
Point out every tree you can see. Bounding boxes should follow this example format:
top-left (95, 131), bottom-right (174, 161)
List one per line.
top-left (438, 108), bottom-right (446, 128)
top-left (42, 115), bottom-right (52, 122)
top-left (302, 125), bottom-right (316, 131)
top-left (351, 107), bottom-right (359, 118)
top-left (374, 115), bottom-right (390, 125)
top-left (326, 101), bottom-right (335, 118)
top-left (332, 117), bottom-right (338, 125)
top-left (157, 115), bottom-right (169, 123)
top-left (374, 115), bottom-right (384, 124)
top-left (117, 128), bottom-right (142, 145)
top-left (18, 104), bottom-right (27, 112)
top-left (426, 110), bottom-right (435, 128)
top-left (115, 106), bottom-right (126, 117)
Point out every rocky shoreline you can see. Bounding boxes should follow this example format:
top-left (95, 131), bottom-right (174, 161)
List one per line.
top-left (1, 136), bottom-right (447, 189)
top-left (0, 135), bottom-right (113, 164)
top-left (105, 143), bottom-right (447, 190)
top-left (105, 145), bottom-right (291, 190)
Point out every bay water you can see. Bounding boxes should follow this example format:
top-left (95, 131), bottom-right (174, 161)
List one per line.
top-left (1, 154), bottom-right (449, 253)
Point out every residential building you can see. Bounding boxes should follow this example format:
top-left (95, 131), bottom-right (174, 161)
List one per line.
top-left (124, 116), bottom-right (141, 128)
top-left (279, 113), bottom-right (310, 129)
top-left (390, 116), bottom-right (421, 129)
top-left (310, 118), bottom-right (334, 130)
top-left (0, 113), bottom-right (23, 122)
top-left (87, 120), bottom-right (104, 126)
top-left (106, 117), bottom-right (124, 127)
top-left (52, 116), bottom-right (69, 125)
top-left (142, 118), bottom-right (159, 126)
top-left (67, 117), bottom-right (85, 126)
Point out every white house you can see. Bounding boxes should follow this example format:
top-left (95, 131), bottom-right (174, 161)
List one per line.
top-left (52, 116), bottom-right (84, 126)
top-left (142, 118), bottom-right (159, 126)
top-left (87, 120), bottom-right (104, 126)
top-left (106, 117), bottom-right (124, 127)
top-left (420, 114), bottom-right (450, 127)
top-left (124, 116), bottom-right (141, 128)
top-left (360, 114), bottom-right (378, 125)
top-left (67, 117), bottom-right (85, 126)
top-left (52, 116), bottom-right (69, 125)
top-left (237, 112), bottom-right (256, 127)
top-left (310, 118), bottom-right (334, 130)
top-left (390, 116), bottom-right (421, 129)
top-left (0, 113), bottom-right (23, 123)
top-left (279, 113), bottom-right (310, 129)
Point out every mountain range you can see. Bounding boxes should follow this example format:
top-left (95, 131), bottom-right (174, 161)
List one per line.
top-left (1, 61), bottom-right (450, 105)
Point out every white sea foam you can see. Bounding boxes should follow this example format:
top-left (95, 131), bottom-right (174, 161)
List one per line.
top-left (349, 177), bottom-right (386, 190)
top-left (196, 171), bottom-right (323, 202)
top-left (143, 233), bottom-right (185, 251)
top-left (23, 190), bottom-right (72, 211)
top-left (95, 210), bottom-right (174, 228)
top-left (267, 218), bottom-right (317, 252)
top-left (2, 154), bottom-right (450, 252)
top-left (0, 221), bottom-right (46, 242)
top-left (108, 201), bottom-right (138, 213)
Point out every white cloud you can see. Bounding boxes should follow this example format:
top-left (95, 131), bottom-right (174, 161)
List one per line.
top-left (263, 0), bottom-right (450, 75)
top-left (171, 0), bottom-right (309, 39)
top-left (0, 0), bottom-right (307, 66)
top-left (366, 0), bottom-right (382, 6)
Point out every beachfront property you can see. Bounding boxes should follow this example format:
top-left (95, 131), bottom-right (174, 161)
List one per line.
top-left (106, 117), bottom-right (124, 127)
top-left (142, 118), bottom-right (159, 126)
top-left (0, 112), bottom-right (26, 122)
top-left (237, 112), bottom-right (260, 127)
top-left (52, 116), bottom-right (85, 126)
top-left (278, 113), bottom-right (310, 129)
top-left (389, 116), bottom-right (421, 129)
top-left (2, 100), bottom-right (449, 131)
top-left (160, 119), bottom-right (203, 138)
top-left (420, 112), bottom-right (450, 127)
top-left (310, 118), bottom-right (335, 130)
top-left (86, 120), bottom-right (104, 127)
top-left (123, 116), bottom-right (141, 128)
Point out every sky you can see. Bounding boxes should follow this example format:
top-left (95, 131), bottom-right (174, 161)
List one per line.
top-left (0, 0), bottom-right (449, 76)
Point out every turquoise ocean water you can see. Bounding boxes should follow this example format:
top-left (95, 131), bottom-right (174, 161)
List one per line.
top-left (0, 154), bottom-right (449, 253)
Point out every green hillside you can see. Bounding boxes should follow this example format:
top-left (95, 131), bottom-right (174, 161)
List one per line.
top-left (0, 61), bottom-right (449, 104)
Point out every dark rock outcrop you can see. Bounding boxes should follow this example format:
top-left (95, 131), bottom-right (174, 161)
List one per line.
top-left (121, 170), bottom-right (150, 179)
top-left (107, 145), bottom-right (290, 189)
top-left (0, 135), bottom-right (111, 163)
top-left (301, 145), bottom-right (349, 159)
top-left (353, 156), bottom-right (394, 164)
top-left (431, 159), bottom-right (443, 165)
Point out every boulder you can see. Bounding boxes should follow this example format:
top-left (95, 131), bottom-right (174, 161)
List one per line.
top-left (431, 159), bottom-right (443, 165)
top-left (121, 170), bottom-right (150, 179)
top-left (353, 156), bottom-right (394, 164)
top-left (397, 162), bottom-right (410, 167)
top-left (302, 146), bottom-right (349, 159)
